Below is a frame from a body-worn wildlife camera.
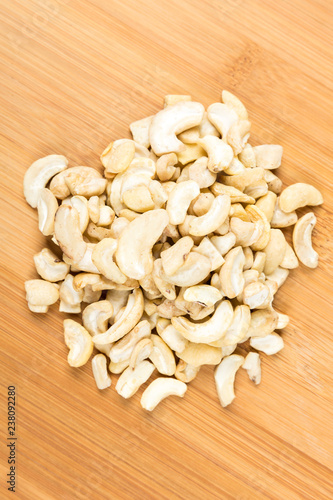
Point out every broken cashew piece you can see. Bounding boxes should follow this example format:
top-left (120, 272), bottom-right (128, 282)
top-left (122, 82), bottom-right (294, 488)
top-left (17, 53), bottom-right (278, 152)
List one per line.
top-left (250, 333), bottom-right (284, 355)
top-left (198, 136), bottom-right (234, 173)
top-left (219, 246), bottom-right (245, 299)
top-left (242, 352), bottom-right (261, 385)
top-left (24, 154), bottom-right (68, 208)
top-left (183, 285), bottom-right (222, 308)
top-left (54, 205), bottom-right (87, 263)
top-left (214, 354), bottom-right (244, 408)
top-left (34, 248), bottom-right (69, 282)
top-left (63, 319), bottom-right (93, 367)
top-left (141, 378), bottom-right (187, 411)
top-left (25, 279), bottom-right (59, 313)
top-left (37, 188), bottom-right (59, 235)
top-left (92, 354), bottom-right (112, 390)
top-left (116, 360), bottom-right (155, 399)
top-left (293, 212), bottom-right (318, 268)
top-left (92, 238), bottom-right (127, 283)
top-left (166, 180), bottom-right (200, 225)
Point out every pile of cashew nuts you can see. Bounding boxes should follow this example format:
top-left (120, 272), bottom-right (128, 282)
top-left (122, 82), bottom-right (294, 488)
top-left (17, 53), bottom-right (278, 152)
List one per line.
top-left (24, 91), bottom-right (323, 411)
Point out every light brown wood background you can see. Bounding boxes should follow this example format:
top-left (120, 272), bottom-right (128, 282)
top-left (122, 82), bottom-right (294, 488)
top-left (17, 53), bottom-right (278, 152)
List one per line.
top-left (0, 0), bottom-right (332, 498)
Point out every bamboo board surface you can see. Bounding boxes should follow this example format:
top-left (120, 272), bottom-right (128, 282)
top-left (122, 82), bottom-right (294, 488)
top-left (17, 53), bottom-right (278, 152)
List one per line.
top-left (0, 1), bottom-right (333, 498)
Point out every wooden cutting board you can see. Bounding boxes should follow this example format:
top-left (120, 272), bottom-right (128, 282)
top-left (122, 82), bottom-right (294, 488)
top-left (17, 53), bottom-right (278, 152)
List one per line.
top-left (0, 1), bottom-right (332, 498)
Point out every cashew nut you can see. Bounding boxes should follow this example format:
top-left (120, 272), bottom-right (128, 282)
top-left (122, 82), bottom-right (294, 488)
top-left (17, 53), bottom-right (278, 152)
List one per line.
top-left (59, 274), bottom-right (84, 313)
top-left (166, 180), bottom-right (200, 225)
top-left (262, 229), bottom-right (287, 275)
top-left (159, 324), bottom-right (188, 353)
top-left (207, 102), bottom-right (238, 140)
top-left (188, 156), bottom-right (216, 188)
top-left (175, 360), bottom-right (200, 383)
top-left (34, 248), bottom-right (69, 282)
top-left (210, 232), bottom-right (236, 256)
top-left (159, 252), bottom-right (211, 287)
top-left (141, 378), bottom-right (187, 411)
top-left (129, 115), bottom-right (153, 148)
top-left (92, 238), bottom-right (127, 283)
top-left (271, 198), bottom-right (298, 228)
top-left (189, 195), bottom-right (230, 236)
top-left (109, 320), bottom-right (151, 363)
top-left (211, 182), bottom-right (255, 204)
top-left (198, 136), bottom-right (233, 173)
top-left (63, 319), bottom-right (93, 367)
top-left (37, 188), bottom-right (59, 235)
top-left (214, 354), bottom-right (244, 407)
top-left (293, 212), bottom-right (318, 268)
top-left (242, 352), bottom-right (261, 384)
top-left (280, 242), bottom-right (299, 269)
top-left (54, 205), bottom-right (87, 263)
top-left (25, 279), bottom-right (59, 313)
top-left (24, 154), bottom-right (68, 207)
top-left (160, 236), bottom-right (194, 276)
top-left (252, 145), bottom-right (283, 170)
top-left (149, 334), bottom-right (176, 376)
top-left (183, 285), bottom-right (222, 308)
top-left (92, 354), bottom-right (112, 390)
top-left (116, 360), bottom-right (155, 399)
top-left (250, 333), bottom-right (284, 355)
top-left (279, 183), bottom-right (323, 213)
top-left (219, 246), bottom-right (245, 299)
top-left (193, 237), bottom-right (225, 271)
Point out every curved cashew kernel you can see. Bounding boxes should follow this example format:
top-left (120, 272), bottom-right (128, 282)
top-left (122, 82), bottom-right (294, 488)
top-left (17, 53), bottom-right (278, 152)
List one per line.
top-left (214, 354), bottom-right (244, 407)
top-left (293, 212), bottom-right (318, 268)
top-left (116, 360), bottom-right (155, 399)
top-left (219, 305), bottom-right (251, 346)
top-left (251, 252), bottom-right (266, 274)
top-left (246, 205), bottom-right (270, 251)
top-left (177, 143), bottom-right (205, 166)
top-left (122, 186), bottom-right (155, 213)
top-left (160, 236), bottom-right (194, 276)
top-left (247, 308), bottom-right (278, 338)
top-left (82, 300), bottom-right (114, 336)
top-left (271, 199), bottom-right (298, 228)
top-left (266, 266), bottom-right (289, 288)
top-left (87, 195), bottom-right (100, 224)
top-left (64, 243), bottom-right (99, 274)
top-left (129, 116), bottom-right (153, 149)
top-left (149, 334), bottom-right (176, 376)
top-left (280, 183), bottom-right (323, 213)
top-left (109, 320), bottom-right (151, 363)
top-left (63, 195), bottom-right (90, 233)
top-left (189, 195), bottom-right (230, 237)
top-left (211, 182), bottom-right (255, 204)
top-left (211, 232), bottom-right (236, 256)
top-left (224, 157), bottom-right (246, 176)
top-left (92, 354), bottom-right (112, 390)
top-left (25, 279), bottom-right (59, 312)
top-left (101, 139), bottom-right (136, 176)
top-left (207, 102), bottom-right (238, 140)
top-left (183, 285), bottom-right (222, 308)
top-left (244, 179), bottom-right (268, 200)
top-left (73, 272), bottom-right (101, 291)
top-left (159, 324), bottom-right (188, 353)
top-left (37, 188), bottom-right (58, 235)
top-left (50, 167), bottom-right (101, 200)
top-left (172, 300), bottom-right (233, 343)
top-left (264, 170), bottom-right (282, 194)
top-left (24, 154), bottom-right (68, 207)
top-left (166, 180), bottom-right (200, 225)
top-left (252, 145), bottom-right (283, 170)
top-left (129, 338), bottom-right (153, 369)
top-left (242, 352), bottom-right (261, 384)
top-left (59, 274), bottom-right (83, 313)
top-left (198, 136), bottom-right (234, 173)
top-left (175, 360), bottom-right (200, 383)
top-left (239, 143), bottom-right (256, 168)
top-left (116, 209), bottom-right (169, 280)
top-left (263, 229), bottom-right (287, 275)
top-left (188, 156), bottom-right (216, 188)
top-left (109, 359), bottom-right (130, 374)
top-left (199, 111), bottom-right (220, 138)
top-left (250, 333), bottom-right (284, 355)
top-left (176, 342), bottom-right (222, 367)
top-left (141, 378), bottom-right (187, 411)
top-left (92, 288), bottom-right (144, 345)
top-left (224, 167), bottom-right (264, 192)
top-left (276, 312), bottom-right (290, 330)
top-left (243, 246), bottom-right (254, 270)
top-left (222, 90), bottom-right (248, 120)
top-left (227, 120), bottom-right (251, 155)
top-left (191, 191), bottom-right (214, 216)
top-left (152, 259), bottom-right (176, 300)
top-left (280, 242), bottom-right (299, 269)
top-left (219, 246), bottom-right (245, 299)
top-left (63, 319), bottom-right (93, 367)
top-left (92, 238), bottom-right (126, 284)
top-left (255, 191), bottom-right (277, 223)
top-left (156, 317), bottom-right (171, 335)
top-left (243, 281), bottom-right (271, 309)
top-left (54, 205), bottom-right (87, 263)
top-left (34, 248), bottom-right (69, 282)
top-left (194, 237), bottom-right (225, 271)
top-left (160, 252), bottom-right (211, 287)
top-left (150, 101), bottom-right (204, 155)
top-left (65, 169), bottom-right (106, 198)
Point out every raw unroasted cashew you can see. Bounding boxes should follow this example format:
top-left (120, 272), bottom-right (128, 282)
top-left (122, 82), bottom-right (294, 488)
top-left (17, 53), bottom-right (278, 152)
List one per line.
top-left (24, 154), bottom-right (68, 208)
top-left (116, 209), bottom-right (169, 280)
top-left (24, 88), bottom-right (323, 411)
top-left (279, 183), bottom-right (323, 213)
top-left (141, 378), bottom-right (187, 411)
top-left (150, 101), bottom-right (204, 155)
top-left (214, 355), bottom-right (244, 407)
top-left (293, 212), bottom-right (318, 268)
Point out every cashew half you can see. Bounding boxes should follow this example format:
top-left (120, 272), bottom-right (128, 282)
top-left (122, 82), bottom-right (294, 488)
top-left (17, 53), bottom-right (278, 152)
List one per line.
top-left (207, 102), bottom-right (238, 140)
top-left (219, 246), bottom-right (245, 299)
top-left (172, 300), bottom-right (233, 343)
top-left (141, 378), bottom-right (187, 411)
top-left (149, 334), bottom-right (176, 376)
top-left (54, 205), bottom-right (87, 263)
top-left (198, 136), bottom-right (234, 173)
top-left (250, 333), bottom-right (284, 355)
top-left (175, 360), bottom-right (200, 383)
top-left (214, 354), bottom-right (244, 407)
top-left (82, 300), bottom-right (114, 336)
top-left (92, 354), bottom-right (112, 390)
top-left (242, 352), bottom-right (261, 384)
top-left (150, 101), bottom-right (204, 155)
top-left (279, 183), bottom-right (323, 213)
top-left (220, 305), bottom-right (251, 346)
top-left (34, 248), bottom-right (69, 282)
top-left (63, 319), bottom-right (93, 367)
top-left (159, 324), bottom-right (188, 353)
top-left (166, 180), bottom-right (200, 225)
top-left (116, 209), bottom-right (169, 280)
top-left (92, 238), bottom-right (127, 283)
top-left (160, 236), bottom-right (194, 276)
top-left (25, 279), bottom-right (59, 313)
top-left (59, 274), bottom-right (83, 313)
top-left (183, 285), bottom-right (222, 308)
top-left (109, 320), bottom-right (151, 363)
top-left (252, 145), bottom-right (283, 170)
top-left (188, 156), bottom-right (216, 188)
top-left (37, 188), bottom-right (59, 235)
top-left (129, 116), bottom-right (153, 148)
top-left (116, 360), bottom-right (155, 399)
top-left (293, 212), bottom-right (318, 268)
top-left (160, 252), bottom-right (211, 287)
top-left (271, 199), bottom-right (298, 228)
top-left (280, 242), bottom-right (299, 269)
top-left (189, 195), bottom-right (230, 236)
top-left (263, 229), bottom-right (287, 275)
top-left (24, 154), bottom-right (68, 208)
